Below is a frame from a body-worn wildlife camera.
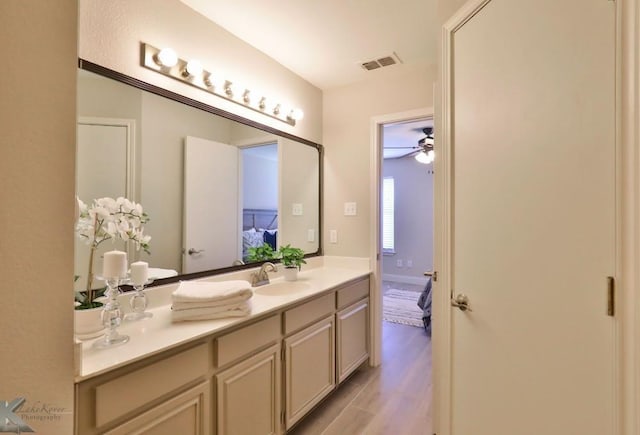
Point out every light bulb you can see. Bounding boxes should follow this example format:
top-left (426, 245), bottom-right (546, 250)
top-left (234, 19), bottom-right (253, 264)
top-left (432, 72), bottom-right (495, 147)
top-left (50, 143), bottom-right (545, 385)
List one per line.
top-left (155, 48), bottom-right (178, 68)
top-left (288, 108), bottom-right (304, 121)
top-left (184, 59), bottom-right (203, 78)
top-left (415, 151), bottom-right (430, 164)
top-left (242, 89), bottom-right (251, 104)
top-left (203, 73), bottom-right (214, 88)
top-left (427, 150), bottom-right (435, 162)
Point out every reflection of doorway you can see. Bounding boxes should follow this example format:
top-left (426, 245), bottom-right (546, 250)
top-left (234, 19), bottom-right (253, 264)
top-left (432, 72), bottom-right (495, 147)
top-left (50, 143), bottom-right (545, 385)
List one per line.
top-left (240, 143), bottom-right (279, 262)
top-left (75, 117), bottom-right (135, 292)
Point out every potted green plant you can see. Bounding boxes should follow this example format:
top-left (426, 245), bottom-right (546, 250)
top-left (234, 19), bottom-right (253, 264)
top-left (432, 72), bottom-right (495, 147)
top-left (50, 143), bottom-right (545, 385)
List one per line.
top-left (74, 197), bottom-right (150, 338)
top-left (278, 244), bottom-right (306, 281)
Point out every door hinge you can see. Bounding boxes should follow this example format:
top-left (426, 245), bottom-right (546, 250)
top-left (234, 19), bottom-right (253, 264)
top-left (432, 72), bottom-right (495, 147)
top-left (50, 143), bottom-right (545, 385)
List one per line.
top-left (607, 276), bottom-right (615, 316)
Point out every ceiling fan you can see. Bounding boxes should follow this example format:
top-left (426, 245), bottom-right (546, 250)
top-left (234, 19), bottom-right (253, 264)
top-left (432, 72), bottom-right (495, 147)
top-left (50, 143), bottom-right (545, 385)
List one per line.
top-left (385, 127), bottom-right (435, 164)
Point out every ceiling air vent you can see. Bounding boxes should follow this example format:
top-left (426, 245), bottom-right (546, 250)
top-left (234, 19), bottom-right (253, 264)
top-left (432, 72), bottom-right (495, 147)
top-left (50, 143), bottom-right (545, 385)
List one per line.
top-left (362, 61), bottom-right (381, 71)
top-left (360, 52), bottom-right (403, 71)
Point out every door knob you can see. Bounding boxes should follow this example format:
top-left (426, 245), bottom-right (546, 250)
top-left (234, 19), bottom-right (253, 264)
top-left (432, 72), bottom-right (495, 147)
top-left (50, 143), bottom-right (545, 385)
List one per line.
top-left (188, 248), bottom-right (205, 255)
top-left (451, 293), bottom-right (472, 312)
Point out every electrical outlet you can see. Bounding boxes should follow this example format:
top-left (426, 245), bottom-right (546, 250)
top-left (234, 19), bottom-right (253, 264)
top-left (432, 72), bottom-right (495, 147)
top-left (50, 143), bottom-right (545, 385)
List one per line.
top-left (292, 203), bottom-right (303, 216)
top-left (344, 202), bottom-right (357, 216)
top-left (407, 259), bottom-right (413, 268)
top-left (396, 259), bottom-right (403, 268)
top-left (307, 229), bottom-right (315, 242)
top-left (330, 230), bottom-right (338, 244)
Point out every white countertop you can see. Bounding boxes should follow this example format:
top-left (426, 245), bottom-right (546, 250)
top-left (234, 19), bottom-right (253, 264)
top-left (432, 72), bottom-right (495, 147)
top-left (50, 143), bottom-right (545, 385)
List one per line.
top-left (76, 256), bottom-right (371, 382)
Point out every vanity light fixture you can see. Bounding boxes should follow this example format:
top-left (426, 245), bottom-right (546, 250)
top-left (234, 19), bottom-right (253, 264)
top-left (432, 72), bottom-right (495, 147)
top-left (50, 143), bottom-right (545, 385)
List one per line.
top-left (141, 42), bottom-right (303, 126)
top-left (154, 47), bottom-right (178, 68)
top-left (203, 73), bottom-right (214, 88)
top-left (242, 89), bottom-right (251, 104)
top-left (223, 80), bottom-right (235, 98)
top-left (183, 59), bottom-right (203, 79)
top-left (289, 108), bottom-right (304, 121)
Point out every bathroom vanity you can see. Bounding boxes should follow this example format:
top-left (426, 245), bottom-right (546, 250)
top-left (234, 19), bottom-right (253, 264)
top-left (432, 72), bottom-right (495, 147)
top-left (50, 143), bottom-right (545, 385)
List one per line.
top-left (74, 258), bottom-right (370, 434)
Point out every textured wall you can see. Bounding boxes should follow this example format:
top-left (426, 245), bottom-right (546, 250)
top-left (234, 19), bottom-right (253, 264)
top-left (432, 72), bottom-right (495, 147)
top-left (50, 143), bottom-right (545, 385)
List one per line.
top-left (322, 65), bottom-right (436, 257)
top-left (0, 1), bottom-right (76, 433)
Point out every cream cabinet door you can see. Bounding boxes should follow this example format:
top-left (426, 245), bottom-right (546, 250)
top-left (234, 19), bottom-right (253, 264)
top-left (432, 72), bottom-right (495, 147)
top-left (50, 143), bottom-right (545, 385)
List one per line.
top-left (105, 381), bottom-right (210, 435)
top-left (284, 315), bottom-right (335, 429)
top-left (216, 344), bottom-right (282, 435)
top-left (336, 298), bottom-right (369, 383)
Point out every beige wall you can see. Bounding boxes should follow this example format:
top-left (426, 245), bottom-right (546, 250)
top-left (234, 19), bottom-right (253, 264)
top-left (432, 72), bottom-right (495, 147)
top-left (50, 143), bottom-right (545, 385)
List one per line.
top-left (0, 1), bottom-right (76, 433)
top-left (279, 139), bottom-right (320, 253)
top-left (322, 65), bottom-right (436, 257)
top-left (79, 0), bottom-right (322, 144)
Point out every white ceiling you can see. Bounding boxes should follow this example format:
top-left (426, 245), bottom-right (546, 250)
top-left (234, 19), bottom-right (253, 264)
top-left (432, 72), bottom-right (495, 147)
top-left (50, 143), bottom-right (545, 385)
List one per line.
top-left (179, 0), bottom-right (437, 90)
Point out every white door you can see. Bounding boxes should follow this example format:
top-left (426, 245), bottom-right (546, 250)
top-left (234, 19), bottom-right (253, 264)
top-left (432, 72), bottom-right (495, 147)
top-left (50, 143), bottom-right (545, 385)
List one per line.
top-left (183, 136), bottom-right (239, 273)
top-left (440, 1), bottom-right (616, 434)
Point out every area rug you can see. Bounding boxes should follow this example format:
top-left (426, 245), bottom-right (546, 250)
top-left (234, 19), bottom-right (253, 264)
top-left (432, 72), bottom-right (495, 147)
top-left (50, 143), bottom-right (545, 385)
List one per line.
top-left (383, 289), bottom-right (424, 327)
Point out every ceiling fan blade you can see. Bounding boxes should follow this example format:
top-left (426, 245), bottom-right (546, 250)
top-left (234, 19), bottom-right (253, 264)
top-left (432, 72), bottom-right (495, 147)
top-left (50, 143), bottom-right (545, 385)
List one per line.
top-left (383, 146), bottom-right (421, 149)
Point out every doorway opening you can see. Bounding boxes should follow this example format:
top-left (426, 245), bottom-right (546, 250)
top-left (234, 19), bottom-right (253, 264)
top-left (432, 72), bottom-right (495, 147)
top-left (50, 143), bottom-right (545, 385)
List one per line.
top-left (375, 114), bottom-right (434, 432)
top-left (381, 116), bottom-right (434, 332)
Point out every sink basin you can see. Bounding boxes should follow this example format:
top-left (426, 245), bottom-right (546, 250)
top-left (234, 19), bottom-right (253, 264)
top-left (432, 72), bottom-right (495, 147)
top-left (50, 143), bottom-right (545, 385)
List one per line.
top-left (253, 281), bottom-right (310, 296)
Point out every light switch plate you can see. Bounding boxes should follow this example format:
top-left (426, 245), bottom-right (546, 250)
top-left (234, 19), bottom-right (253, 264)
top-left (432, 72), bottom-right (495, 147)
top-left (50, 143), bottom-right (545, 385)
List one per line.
top-left (307, 229), bottom-right (315, 242)
top-left (344, 202), bottom-right (357, 216)
top-left (330, 230), bottom-right (338, 244)
top-left (292, 203), bottom-right (303, 216)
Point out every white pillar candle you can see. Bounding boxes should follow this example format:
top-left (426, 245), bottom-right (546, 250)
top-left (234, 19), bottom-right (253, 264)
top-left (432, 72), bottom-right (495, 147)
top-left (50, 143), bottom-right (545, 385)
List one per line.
top-left (103, 250), bottom-right (127, 279)
top-left (130, 261), bottom-right (149, 286)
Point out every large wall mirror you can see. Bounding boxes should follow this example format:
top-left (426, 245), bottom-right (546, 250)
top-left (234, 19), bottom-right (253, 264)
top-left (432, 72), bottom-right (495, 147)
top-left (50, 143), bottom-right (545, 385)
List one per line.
top-left (75, 60), bottom-right (322, 289)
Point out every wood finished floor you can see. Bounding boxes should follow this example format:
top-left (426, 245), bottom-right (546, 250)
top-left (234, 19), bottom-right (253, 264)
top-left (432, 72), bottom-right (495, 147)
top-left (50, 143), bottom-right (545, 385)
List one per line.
top-left (288, 321), bottom-right (432, 435)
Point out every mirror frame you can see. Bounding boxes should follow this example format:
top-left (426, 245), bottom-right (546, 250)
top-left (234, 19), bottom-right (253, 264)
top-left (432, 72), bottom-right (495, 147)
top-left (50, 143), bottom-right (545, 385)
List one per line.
top-left (78, 59), bottom-right (323, 287)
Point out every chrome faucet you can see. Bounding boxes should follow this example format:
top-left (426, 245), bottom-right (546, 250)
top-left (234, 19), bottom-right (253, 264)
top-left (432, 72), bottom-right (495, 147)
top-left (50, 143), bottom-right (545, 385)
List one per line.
top-left (251, 262), bottom-right (278, 287)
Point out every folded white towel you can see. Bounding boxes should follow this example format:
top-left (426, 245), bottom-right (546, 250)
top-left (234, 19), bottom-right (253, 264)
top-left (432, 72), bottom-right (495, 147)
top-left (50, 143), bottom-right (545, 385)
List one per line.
top-left (172, 295), bottom-right (251, 311)
top-left (172, 280), bottom-right (252, 303)
top-left (171, 301), bottom-right (251, 322)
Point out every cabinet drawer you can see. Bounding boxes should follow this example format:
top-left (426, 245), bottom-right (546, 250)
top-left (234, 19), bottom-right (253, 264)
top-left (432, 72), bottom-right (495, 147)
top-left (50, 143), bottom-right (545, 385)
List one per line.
top-left (216, 314), bottom-right (280, 367)
top-left (336, 277), bottom-right (369, 309)
top-left (284, 293), bottom-right (334, 335)
top-left (94, 343), bottom-right (209, 428)
top-left (105, 381), bottom-right (210, 435)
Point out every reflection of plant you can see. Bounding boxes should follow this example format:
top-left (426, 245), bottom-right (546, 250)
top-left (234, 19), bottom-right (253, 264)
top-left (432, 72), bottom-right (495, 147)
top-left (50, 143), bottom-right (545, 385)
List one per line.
top-left (247, 244), bottom-right (276, 262)
top-left (75, 197), bottom-right (151, 310)
top-left (278, 245), bottom-right (306, 270)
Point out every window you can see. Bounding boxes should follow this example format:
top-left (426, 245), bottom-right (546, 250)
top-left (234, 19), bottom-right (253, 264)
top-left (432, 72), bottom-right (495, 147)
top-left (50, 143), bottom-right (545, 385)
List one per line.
top-left (382, 177), bottom-right (395, 254)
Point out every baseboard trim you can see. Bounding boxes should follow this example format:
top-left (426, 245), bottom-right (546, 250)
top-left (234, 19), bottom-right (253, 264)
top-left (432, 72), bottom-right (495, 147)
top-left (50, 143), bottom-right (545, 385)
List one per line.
top-left (382, 273), bottom-right (427, 286)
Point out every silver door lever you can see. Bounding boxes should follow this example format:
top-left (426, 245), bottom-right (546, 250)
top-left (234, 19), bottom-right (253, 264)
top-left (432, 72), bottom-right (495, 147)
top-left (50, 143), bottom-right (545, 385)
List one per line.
top-left (451, 293), bottom-right (472, 312)
top-left (188, 248), bottom-right (205, 255)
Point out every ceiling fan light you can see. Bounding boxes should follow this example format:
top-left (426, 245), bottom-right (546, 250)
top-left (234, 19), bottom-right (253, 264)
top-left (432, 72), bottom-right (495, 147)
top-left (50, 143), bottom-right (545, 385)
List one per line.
top-left (415, 151), bottom-right (430, 164)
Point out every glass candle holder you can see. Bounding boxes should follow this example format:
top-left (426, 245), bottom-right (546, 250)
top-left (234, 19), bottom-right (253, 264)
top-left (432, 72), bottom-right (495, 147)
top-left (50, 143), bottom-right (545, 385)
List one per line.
top-left (92, 277), bottom-right (130, 349)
